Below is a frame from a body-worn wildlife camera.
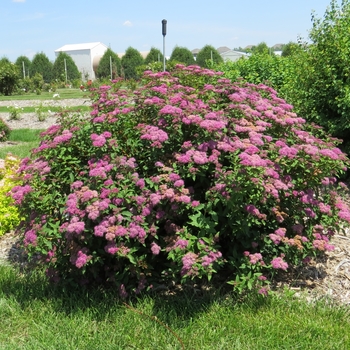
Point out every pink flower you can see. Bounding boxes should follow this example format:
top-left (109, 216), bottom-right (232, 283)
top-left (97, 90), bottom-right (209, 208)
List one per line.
top-left (91, 133), bottom-right (106, 147)
top-left (174, 239), bottom-right (188, 249)
top-left (24, 229), bottom-right (37, 246)
top-left (151, 242), bottom-right (161, 255)
top-left (271, 257), bottom-right (288, 271)
top-left (249, 253), bottom-right (262, 264)
top-left (269, 233), bottom-right (282, 245)
top-left (181, 252), bottom-right (198, 276)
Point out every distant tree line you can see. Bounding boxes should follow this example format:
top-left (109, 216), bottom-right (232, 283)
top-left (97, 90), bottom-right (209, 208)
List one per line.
top-left (0, 43), bottom-right (248, 95)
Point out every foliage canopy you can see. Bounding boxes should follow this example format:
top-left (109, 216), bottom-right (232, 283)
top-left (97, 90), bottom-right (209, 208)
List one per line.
top-left (97, 48), bottom-right (121, 80)
top-left (52, 52), bottom-right (81, 82)
top-left (121, 47), bottom-right (144, 80)
top-left (196, 45), bottom-right (223, 68)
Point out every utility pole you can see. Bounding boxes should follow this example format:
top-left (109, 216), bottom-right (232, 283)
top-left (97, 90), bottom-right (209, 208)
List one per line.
top-left (64, 58), bottom-right (67, 84)
top-left (162, 19), bottom-right (167, 72)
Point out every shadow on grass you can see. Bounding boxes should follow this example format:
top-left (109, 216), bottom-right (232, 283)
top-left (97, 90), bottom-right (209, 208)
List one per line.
top-left (0, 263), bottom-right (270, 327)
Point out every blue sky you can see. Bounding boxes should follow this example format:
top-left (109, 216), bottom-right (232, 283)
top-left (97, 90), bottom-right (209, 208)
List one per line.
top-left (1, 0), bottom-right (340, 62)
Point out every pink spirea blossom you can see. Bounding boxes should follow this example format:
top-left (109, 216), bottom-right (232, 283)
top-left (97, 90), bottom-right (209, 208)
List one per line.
top-left (90, 133), bottom-right (107, 147)
top-left (53, 130), bottom-right (73, 144)
top-left (66, 220), bottom-right (85, 235)
top-left (269, 233), bottom-right (282, 245)
top-left (140, 125), bottom-right (169, 145)
top-left (271, 257), bottom-right (288, 271)
top-left (181, 252), bottom-right (198, 276)
top-left (249, 253), bottom-right (262, 265)
top-left (202, 251), bottom-right (222, 267)
top-left (151, 242), bottom-right (161, 255)
top-left (199, 119), bottom-right (226, 131)
top-left (73, 250), bottom-right (90, 269)
top-left (174, 239), bottom-right (189, 249)
top-left (24, 229), bottom-right (37, 246)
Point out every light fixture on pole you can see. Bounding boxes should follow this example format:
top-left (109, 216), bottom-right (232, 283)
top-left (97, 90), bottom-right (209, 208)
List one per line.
top-left (162, 19), bottom-right (167, 72)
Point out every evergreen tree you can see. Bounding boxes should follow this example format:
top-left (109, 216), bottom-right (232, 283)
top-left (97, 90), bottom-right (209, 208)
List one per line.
top-left (97, 48), bottom-right (121, 79)
top-left (31, 52), bottom-right (53, 83)
top-left (53, 52), bottom-right (81, 82)
top-left (169, 46), bottom-right (195, 66)
top-left (121, 47), bottom-right (144, 80)
top-left (144, 47), bottom-right (164, 65)
top-left (0, 60), bottom-right (19, 95)
top-left (196, 45), bottom-right (223, 68)
top-left (14, 55), bottom-right (32, 79)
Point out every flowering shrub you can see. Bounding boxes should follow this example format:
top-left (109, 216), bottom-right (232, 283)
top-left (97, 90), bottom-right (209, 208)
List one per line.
top-left (0, 117), bottom-right (10, 141)
top-left (0, 155), bottom-right (22, 237)
top-left (12, 64), bottom-right (350, 296)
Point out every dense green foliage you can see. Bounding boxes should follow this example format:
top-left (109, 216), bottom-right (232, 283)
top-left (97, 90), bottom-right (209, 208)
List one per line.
top-left (14, 55), bottom-right (32, 79)
top-left (196, 45), bottom-right (223, 68)
top-left (97, 48), bottom-right (122, 80)
top-left (169, 46), bottom-right (195, 66)
top-left (121, 47), bottom-right (144, 80)
top-left (52, 52), bottom-right (81, 82)
top-left (250, 42), bottom-right (270, 55)
top-left (0, 155), bottom-right (22, 237)
top-left (288, 0), bottom-right (350, 153)
top-left (0, 117), bottom-right (10, 141)
top-left (31, 52), bottom-right (53, 83)
top-left (0, 60), bottom-right (19, 96)
top-left (144, 47), bottom-right (164, 65)
top-left (13, 65), bottom-right (350, 297)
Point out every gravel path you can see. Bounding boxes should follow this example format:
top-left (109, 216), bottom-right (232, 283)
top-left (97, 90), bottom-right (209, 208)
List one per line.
top-left (0, 98), bottom-right (91, 130)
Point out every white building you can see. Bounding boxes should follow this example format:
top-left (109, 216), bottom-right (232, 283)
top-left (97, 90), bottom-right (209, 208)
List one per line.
top-left (54, 42), bottom-right (108, 80)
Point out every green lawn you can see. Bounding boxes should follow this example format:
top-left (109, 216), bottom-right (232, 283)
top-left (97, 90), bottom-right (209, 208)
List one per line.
top-left (0, 264), bottom-right (349, 350)
top-left (0, 129), bottom-right (44, 159)
top-left (0, 88), bottom-right (89, 101)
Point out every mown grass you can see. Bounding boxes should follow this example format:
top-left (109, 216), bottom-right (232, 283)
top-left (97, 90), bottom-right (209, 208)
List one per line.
top-left (0, 88), bottom-right (89, 101)
top-left (0, 264), bottom-right (349, 350)
top-left (0, 129), bottom-right (43, 159)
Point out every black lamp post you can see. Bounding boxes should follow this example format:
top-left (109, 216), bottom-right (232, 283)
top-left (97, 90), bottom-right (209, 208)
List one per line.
top-left (162, 19), bottom-right (167, 72)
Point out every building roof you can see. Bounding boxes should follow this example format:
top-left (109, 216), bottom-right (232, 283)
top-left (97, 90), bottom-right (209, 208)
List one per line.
top-left (217, 46), bottom-right (231, 54)
top-left (55, 42), bottom-right (107, 52)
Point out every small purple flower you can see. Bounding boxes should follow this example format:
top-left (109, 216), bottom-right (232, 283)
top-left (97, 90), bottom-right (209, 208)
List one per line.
top-left (24, 229), bottom-right (37, 246)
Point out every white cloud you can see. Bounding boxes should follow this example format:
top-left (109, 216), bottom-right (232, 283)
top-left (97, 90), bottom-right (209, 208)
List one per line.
top-left (12, 0), bottom-right (26, 2)
top-left (123, 20), bottom-right (133, 27)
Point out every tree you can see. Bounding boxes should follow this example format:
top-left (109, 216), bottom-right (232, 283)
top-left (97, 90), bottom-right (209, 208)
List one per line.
top-left (53, 52), bottom-right (81, 82)
top-left (144, 47), bottom-right (164, 65)
top-left (251, 42), bottom-right (270, 55)
top-left (97, 48), bottom-right (121, 79)
top-left (121, 47), bottom-right (144, 80)
top-left (196, 45), bottom-right (223, 68)
top-left (287, 0), bottom-right (350, 152)
top-left (169, 46), bottom-right (195, 66)
top-left (0, 60), bottom-right (19, 95)
top-left (31, 52), bottom-right (53, 83)
top-left (281, 42), bottom-right (301, 57)
top-left (14, 56), bottom-right (32, 79)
